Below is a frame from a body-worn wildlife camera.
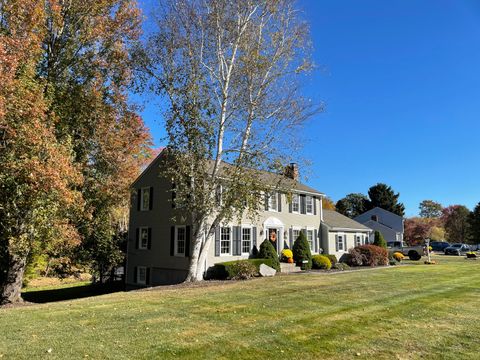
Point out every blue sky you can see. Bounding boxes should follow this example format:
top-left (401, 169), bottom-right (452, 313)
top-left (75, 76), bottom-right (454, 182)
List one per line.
top-left (136, 0), bottom-right (480, 216)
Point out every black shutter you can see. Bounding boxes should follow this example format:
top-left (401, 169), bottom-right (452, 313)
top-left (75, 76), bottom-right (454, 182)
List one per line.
top-left (277, 193), bottom-right (282, 212)
top-left (252, 226), bottom-right (257, 248)
top-left (264, 193), bottom-right (269, 211)
top-left (149, 187), bottom-right (153, 210)
top-left (171, 183), bottom-right (176, 208)
top-left (135, 228), bottom-right (139, 249)
top-left (170, 226), bottom-right (175, 256)
top-left (134, 267), bottom-right (138, 283)
top-left (146, 268), bottom-right (150, 285)
top-left (185, 226), bottom-right (191, 257)
top-left (289, 228), bottom-right (293, 247)
top-left (335, 235), bottom-right (339, 252)
top-left (313, 196), bottom-right (317, 215)
top-left (300, 195), bottom-right (306, 214)
top-left (215, 226), bottom-right (221, 256)
top-left (233, 226), bottom-right (241, 255)
top-left (147, 228), bottom-right (152, 250)
top-left (314, 229), bottom-right (318, 253)
top-left (137, 189), bottom-right (141, 211)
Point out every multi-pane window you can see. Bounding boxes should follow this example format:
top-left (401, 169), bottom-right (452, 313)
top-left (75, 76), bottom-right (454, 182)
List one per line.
top-left (140, 187), bottom-right (150, 211)
top-left (292, 229), bottom-right (300, 244)
top-left (307, 230), bottom-right (314, 251)
top-left (175, 226), bottom-right (186, 256)
top-left (139, 227), bottom-right (149, 249)
top-left (242, 227), bottom-right (251, 254)
top-left (221, 227), bottom-right (231, 255)
top-left (292, 194), bottom-right (300, 213)
top-left (355, 235), bottom-right (362, 247)
top-left (268, 192), bottom-right (278, 211)
top-left (337, 235), bottom-right (345, 251)
top-left (306, 196), bottom-right (313, 214)
top-left (137, 266), bottom-right (146, 284)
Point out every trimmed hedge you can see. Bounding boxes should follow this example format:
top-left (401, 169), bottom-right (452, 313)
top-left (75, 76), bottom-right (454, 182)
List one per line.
top-left (312, 255), bottom-right (332, 270)
top-left (207, 259), bottom-right (276, 280)
top-left (347, 244), bottom-right (389, 267)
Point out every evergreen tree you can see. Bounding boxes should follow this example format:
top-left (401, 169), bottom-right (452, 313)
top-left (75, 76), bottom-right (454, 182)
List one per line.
top-left (365, 183), bottom-right (405, 217)
top-left (258, 240), bottom-right (280, 271)
top-left (292, 232), bottom-right (312, 270)
top-left (373, 231), bottom-right (387, 248)
top-left (468, 202), bottom-right (480, 244)
top-left (336, 193), bottom-right (368, 218)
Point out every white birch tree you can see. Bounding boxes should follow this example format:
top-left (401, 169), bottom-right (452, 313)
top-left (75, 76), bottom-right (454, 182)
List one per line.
top-left (139, 0), bottom-right (321, 281)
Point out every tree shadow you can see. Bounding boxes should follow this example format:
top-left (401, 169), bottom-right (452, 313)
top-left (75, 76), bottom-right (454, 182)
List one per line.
top-left (21, 281), bottom-right (125, 304)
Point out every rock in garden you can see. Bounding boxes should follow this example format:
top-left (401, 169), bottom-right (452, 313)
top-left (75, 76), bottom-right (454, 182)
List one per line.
top-left (259, 264), bottom-right (276, 277)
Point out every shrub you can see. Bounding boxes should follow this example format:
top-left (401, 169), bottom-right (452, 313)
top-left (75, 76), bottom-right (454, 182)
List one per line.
top-left (251, 245), bottom-right (259, 258)
top-left (373, 231), bottom-right (387, 248)
top-left (280, 249), bottom-right (293, 262)
top-left (347, 245), bottom-right (389, 267)
top-left (392, 252), bottom-right (404, 262)
top-left (333, 263), bottom-right (350, 271)
top-left (258, 240), bottom-right (280, 271)
top-left (208, 259), bottom-right (275, 280)
top-left (312, 255), bottom-right (332, 270)
top-left (292, 231), bottom-right (312, 270)
top-left (324, 254), bottom-right (337, 266)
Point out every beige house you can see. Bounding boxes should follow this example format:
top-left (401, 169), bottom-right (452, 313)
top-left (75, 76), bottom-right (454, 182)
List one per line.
top-left (127, 152), bottom-right (370, 287)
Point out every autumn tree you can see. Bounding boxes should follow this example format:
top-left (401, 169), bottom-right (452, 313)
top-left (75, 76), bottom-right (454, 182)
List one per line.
top-left (140, 0), bottom-right (319, 281)
top-left (0, 0), bottom-right (82, 304)
top-left (404, 218), bottom-right (432, 245)
top-left (322, 197), bottom-right (336, 210)
top-left (336, 193), bottom-right (367, 218)
top-left (365, 183), bottom-right (405, 217)
top-left (442, 205), bottom-right (471, 244)
top-left (419, 200), bottom-right (443, 218)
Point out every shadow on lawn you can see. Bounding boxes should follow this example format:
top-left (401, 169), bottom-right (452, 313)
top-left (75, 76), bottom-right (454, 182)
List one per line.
top-left (21, 281), bottom-right (125, 304)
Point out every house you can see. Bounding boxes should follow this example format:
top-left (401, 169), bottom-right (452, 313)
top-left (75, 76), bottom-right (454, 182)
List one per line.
top-left (319, 210), bottom-right (372, 260)
top-left (354, 207), bottom-right (405, 244)
top-left (127, 151), bottom-right (327, 288)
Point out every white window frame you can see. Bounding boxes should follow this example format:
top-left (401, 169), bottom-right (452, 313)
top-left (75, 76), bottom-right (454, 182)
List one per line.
top-left (241, 225), bottom-right (252, 255)
top-left (306, 228), bottom-right (314, 252)
top-left (139, 227), bottom-right (149, 250)
top-left (337, 233), bottom-right (345, 252)
top-left (355, 233), bottom-right (362, 247)
top-left (220, 226), bottom-right (232, 255)
top-left (292, 227), bottom-right (301, 244)
top-left (174, 225), bottom-right (186, 257)
top-left (137, 266), bottom-right (146, 285)
top-left (292, 194), bottom-right (300, 213)
top-left (268, 192), bottom-right (278, 212)
top-left (140, 187), bottom-right (150, 211)
top-left (306, 195), bottom-right (313, 215)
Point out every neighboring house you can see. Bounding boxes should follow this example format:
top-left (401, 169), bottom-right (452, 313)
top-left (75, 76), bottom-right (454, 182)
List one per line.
top-left (354, 207), bottom-right (405, 244)
top-left (319, 210), bottom-right (372, 260)
top-left (127, 150), bottom-right (327, 288)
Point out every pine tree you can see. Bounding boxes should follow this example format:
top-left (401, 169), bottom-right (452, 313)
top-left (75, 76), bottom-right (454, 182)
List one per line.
top-left (258, 240), bottom-right (280, 271)
top-left (373, 231), bottom-right (387, 248)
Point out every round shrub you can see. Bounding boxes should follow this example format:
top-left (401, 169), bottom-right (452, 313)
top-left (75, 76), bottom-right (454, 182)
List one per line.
top-left (312, 255), bottom-right (332, 270)
top-left (292, 231), bottom-right (312, 270)
top-left (258, 239), bottom-right (280, 271)
top-left (333, 263), bottom-right (350, 271)
top-left (324, 254), bottom-right (337, 266)
top-left (373, 231), bottom-right (387, 249)
top-left (229, 260), bottom-right (258, 280)
top-left (392, 252), bottom-right (404, 262)
top-left (347, 244), bottom-right (389, 267)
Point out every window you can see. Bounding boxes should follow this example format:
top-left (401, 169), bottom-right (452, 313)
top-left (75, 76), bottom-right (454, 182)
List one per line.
top-left (337, 234), bottom-right (345, 251)
top-left (355, 235), bottom-right (362, 247)
top-left (220, 227), bottom-right (231, 255)
top-left (175, 226), bottom-right (186, 256)
top-left (140, 187), bottom-right (150, 211)
top-left (306, 196), bottom-right (313, 215)
top-left (292, 228), bottom-right (300, 244)
top-left (292, 194), bottom-right (300, 213)
top-left (268, 192), bottom-right (278, 211)
top-left (241, 227), bottom-right (252, 254)
top-left (139, 227), bottom-right (149, 249)
top-left (306, 229), bottom-right (314, 251)
top-left (137, 266), bottom-right (146, 284)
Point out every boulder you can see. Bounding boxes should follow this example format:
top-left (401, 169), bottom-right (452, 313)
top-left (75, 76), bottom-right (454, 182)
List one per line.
top-left (259, 263), bottom-right (276, 277)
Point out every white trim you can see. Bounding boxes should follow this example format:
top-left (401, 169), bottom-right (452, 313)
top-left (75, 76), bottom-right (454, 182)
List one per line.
top-left (220, 226), bottom-right (233, 256)
top-left (306, 227), bottom-right (315, 252)
top-left (305, 195), bottom-right (314, 215)
top-left (138, 227), bottom-right (149, 250)
top-left (336, 232), bottom-right (346, 252)
top-left (330, 227), bottom-right (371, 232)
top-left (268, 191), bottom-right (278, 212)
top-left (140, 187), bottom-right (151, 211)
top-left (137, 266), bottom-right (147, 285)
top-left (241, 225), bottom-right (253, 255)
top-left (174, 225), bottom-right (186, 257)
top-left (291, 193), bottom-right (300, 214)
top-left (355, 233), bottom-right (363, 247)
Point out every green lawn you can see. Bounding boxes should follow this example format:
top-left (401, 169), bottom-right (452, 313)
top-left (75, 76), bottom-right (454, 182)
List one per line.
top-left (1, 256), bottom-right (479, 359)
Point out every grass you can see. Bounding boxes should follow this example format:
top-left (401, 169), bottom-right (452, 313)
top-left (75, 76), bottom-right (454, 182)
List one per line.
top-left (1, 255), bottom-right (479, 359)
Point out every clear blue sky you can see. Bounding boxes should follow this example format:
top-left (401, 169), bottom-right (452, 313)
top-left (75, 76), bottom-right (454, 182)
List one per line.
top-left (136, 0), bottom-right (480, 217)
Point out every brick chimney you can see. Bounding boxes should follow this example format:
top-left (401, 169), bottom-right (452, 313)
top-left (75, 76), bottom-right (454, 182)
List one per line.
top-left (284, 163), bottom-right (299, 181)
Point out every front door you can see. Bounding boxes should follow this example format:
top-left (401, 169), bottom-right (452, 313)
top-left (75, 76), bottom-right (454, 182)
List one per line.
top-left (269, 228), bottom-right (278, 252)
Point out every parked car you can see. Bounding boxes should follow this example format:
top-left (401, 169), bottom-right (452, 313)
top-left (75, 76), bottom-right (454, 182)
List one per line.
top-left (387, 241), bottom-right (423, 260)
top-left (444, 243), bottom-right (470, 256)
top-left (430, 241), bottom-right (450, 252)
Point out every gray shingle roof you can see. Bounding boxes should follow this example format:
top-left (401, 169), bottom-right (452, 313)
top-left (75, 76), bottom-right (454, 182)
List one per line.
top-left (322, 210), bottom-right (371, 230)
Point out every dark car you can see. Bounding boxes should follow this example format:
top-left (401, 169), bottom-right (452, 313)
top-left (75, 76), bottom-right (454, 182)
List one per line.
top-left (444, 243), bottom-right (470, 256)
top-left (430, 241), bottom-right (450, 252)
